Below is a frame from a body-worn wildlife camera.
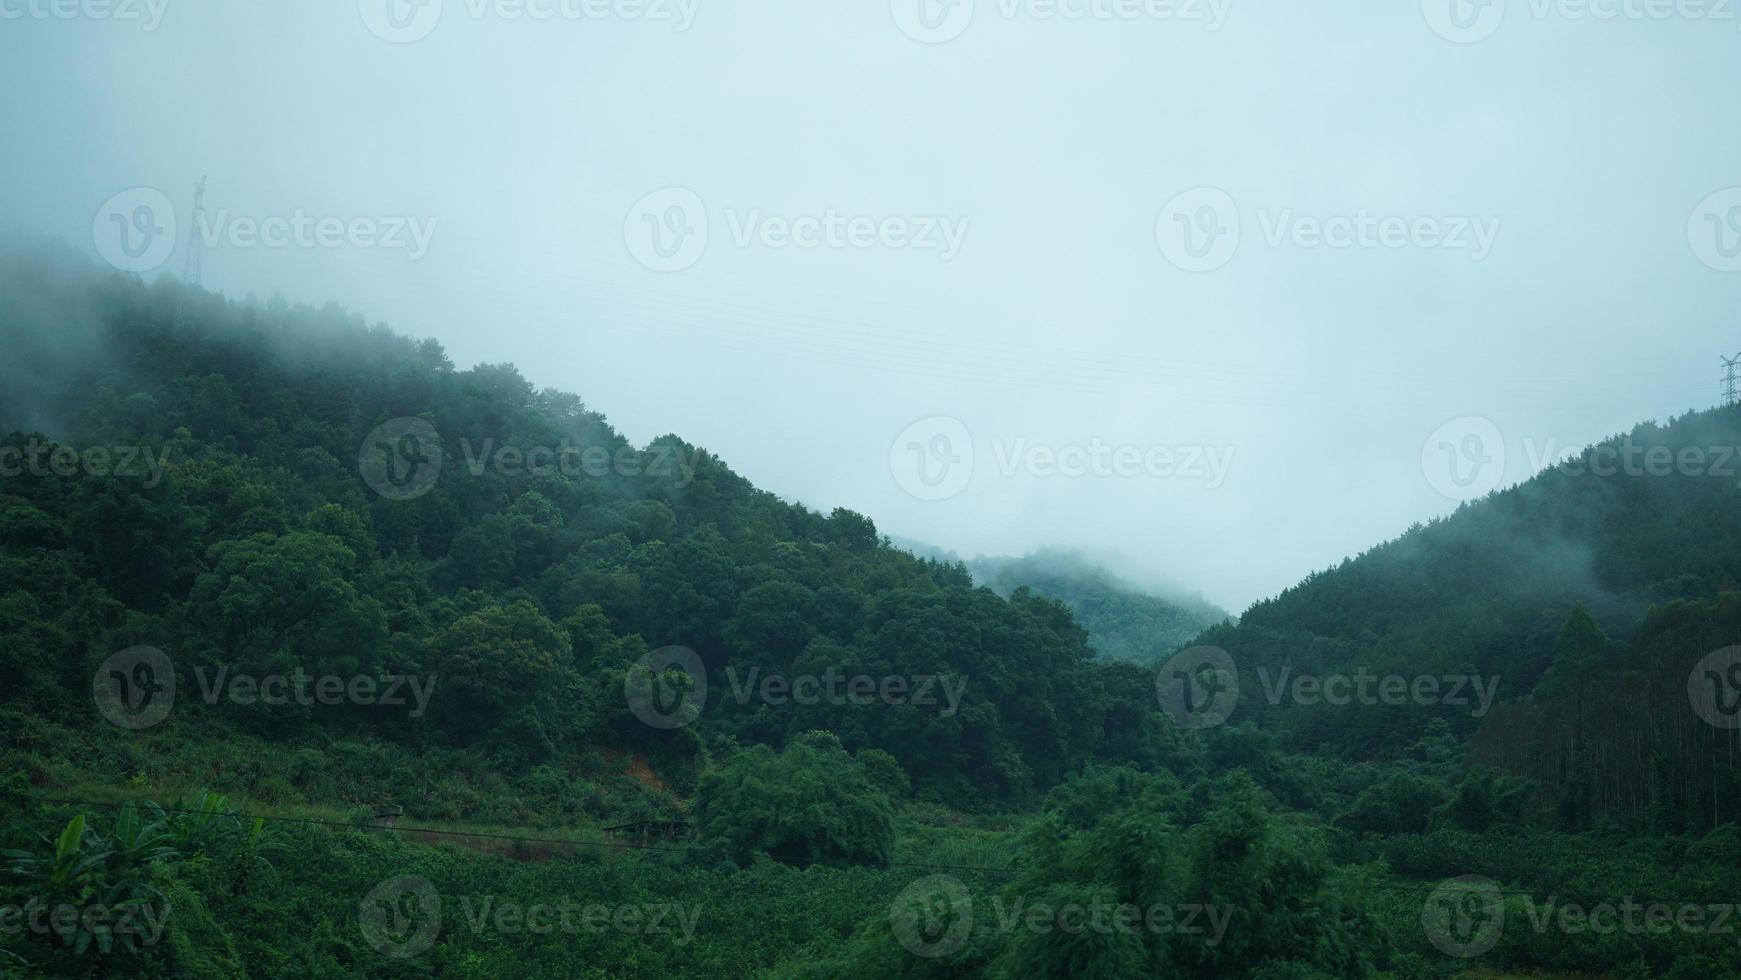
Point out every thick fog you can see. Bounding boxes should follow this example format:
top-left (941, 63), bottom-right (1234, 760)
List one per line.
top-left (2, 0), bottom-right (1737, 609)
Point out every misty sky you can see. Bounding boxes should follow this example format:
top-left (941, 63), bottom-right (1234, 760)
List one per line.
top-left (3, 0), bottom-right (1739, 610)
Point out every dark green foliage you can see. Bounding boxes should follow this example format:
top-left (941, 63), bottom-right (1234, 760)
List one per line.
top-left (1, 795), bottom-right (268, 974)
top-left (692, 733), bottom-right (894, 868)
top-left (1336, 772), bottom-right (1451, 836)
top-left (806, 770), bottom-right (1374, 979)
top-left (0, 250), bottom-right (1171, 809)
top-left (1198, 406), bottom-right (1741, 763)
top-left (1430, 769), bottom-right (1533, 834)
top-left (1477, 593), bottom-right (1741, 833)
top-left (7, 250), bottom-right (1741, 977)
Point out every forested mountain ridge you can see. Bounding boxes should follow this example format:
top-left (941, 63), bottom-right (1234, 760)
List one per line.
top-left (1234, 406), bottom-right (1741, 646)
top-left (893, 541), bottom-right (1230, 664)
top-left (7, 248), bottom-right (1741, 978)
top-left (1193, 402), bottom-right (1741, 823)
top-left (0, 247), bottom-right (1176, 812)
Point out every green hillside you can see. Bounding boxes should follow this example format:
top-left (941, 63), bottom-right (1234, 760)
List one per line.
top-left (968, 549), bottom-right (1229, 664)
top-left (4, 249), bottom-right (1741, 978)
top-left (894, 542), bottom-right (1231, 665)
top-left (1196, 404), bottom-right (1741, 778)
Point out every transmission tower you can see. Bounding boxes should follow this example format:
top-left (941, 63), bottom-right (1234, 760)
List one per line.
top-left (175, 176), bottom-right (208, 327)
top-left (1724, 353), bottom-right (1741, 408)
top-left (182, 175), bottom-right (207, 288)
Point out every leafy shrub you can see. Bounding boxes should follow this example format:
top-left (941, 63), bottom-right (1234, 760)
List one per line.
top-left (693, 734), bottom-right (893, 868)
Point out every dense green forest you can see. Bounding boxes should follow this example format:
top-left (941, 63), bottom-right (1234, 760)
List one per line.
top-left (5, 248), bottom-right (1741, 977)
